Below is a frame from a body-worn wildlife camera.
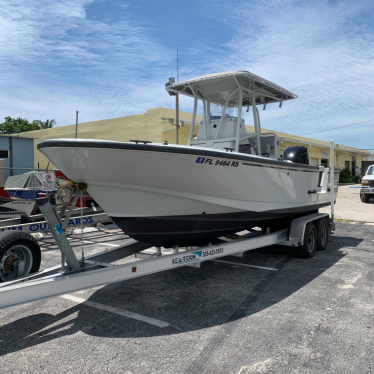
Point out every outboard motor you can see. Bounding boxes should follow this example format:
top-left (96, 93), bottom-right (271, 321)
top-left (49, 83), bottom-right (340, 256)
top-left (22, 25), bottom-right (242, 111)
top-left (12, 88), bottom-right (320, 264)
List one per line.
top-left (282, 146), bottom-right (309, 165)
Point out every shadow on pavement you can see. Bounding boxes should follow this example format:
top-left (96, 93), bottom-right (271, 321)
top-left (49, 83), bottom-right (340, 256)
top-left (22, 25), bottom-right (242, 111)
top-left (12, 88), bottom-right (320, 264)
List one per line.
top-left (0, 234), bottom-right (363, 356)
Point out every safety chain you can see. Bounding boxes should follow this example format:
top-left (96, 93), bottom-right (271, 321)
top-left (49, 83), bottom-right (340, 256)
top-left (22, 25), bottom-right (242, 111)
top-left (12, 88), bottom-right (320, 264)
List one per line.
top-left (80, 190), bottom-right (85, 267)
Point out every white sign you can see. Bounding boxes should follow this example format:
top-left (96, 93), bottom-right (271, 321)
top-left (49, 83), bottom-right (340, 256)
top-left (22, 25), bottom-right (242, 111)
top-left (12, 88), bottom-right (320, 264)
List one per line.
top-left (41, 173), bottom-right (55, 191)
top-left (322, 152), bottom-right (328, 159)
top-left (355, 166), bottom-right (359, 171)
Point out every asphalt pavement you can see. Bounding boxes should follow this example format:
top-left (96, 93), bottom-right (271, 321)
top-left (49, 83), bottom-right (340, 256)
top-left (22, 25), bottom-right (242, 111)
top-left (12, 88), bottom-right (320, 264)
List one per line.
top-left (0, 222), bottom-right (373, 374)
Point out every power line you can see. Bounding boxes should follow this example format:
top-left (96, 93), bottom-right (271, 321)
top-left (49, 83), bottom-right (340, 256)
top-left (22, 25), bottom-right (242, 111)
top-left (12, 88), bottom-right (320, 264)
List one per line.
top-left (300, 118), bottom-right (374, 136)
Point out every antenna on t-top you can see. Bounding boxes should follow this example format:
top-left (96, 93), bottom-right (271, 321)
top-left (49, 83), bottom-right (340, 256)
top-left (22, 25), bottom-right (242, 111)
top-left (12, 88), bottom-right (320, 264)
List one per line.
top-left (164, 49), bottom-right (180, 145)
top-left (177, 48), bottom-right (179, 83)
top-left (175, 49), bottom-right (179, 144)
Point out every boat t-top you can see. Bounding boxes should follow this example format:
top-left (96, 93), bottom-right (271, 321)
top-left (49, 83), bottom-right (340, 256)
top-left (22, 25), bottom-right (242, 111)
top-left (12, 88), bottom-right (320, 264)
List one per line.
top-left (37, 71), bottom-right (339, 247)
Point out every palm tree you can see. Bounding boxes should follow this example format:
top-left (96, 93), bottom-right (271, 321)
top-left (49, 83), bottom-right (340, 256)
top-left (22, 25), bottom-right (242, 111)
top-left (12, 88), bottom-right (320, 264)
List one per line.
top-left (34, 119), bottom-right (56, 129)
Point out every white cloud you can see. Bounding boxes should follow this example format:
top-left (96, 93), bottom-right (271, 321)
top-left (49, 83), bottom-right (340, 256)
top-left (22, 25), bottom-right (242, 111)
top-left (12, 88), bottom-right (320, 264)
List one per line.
top-left (0, 0), bottom-right (172, 125)
top-left (196, 0), bottom-right (374, 147)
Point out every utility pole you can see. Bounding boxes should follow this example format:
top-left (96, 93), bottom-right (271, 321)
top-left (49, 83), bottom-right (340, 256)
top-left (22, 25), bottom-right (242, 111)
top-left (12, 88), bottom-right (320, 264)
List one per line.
top-left (75, 111), bottom-right (79, 138)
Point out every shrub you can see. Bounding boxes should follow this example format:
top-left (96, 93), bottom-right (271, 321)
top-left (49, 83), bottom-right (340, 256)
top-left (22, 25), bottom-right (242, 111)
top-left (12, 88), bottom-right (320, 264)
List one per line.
top-left (339, 168), bottom-right (353, 183)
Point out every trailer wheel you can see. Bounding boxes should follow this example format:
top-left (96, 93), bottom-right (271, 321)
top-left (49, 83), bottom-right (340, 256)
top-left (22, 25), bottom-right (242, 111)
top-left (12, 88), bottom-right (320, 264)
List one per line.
top-left (0, 231), bottom-right (41, 282)
top-left (316, 217), bottom-right (329, 251)
top-left (300, 223), bottom-right (317, 258)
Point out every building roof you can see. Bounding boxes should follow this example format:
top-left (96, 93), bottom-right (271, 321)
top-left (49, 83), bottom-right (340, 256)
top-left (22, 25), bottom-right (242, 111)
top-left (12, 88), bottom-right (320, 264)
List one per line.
top-left (0, 134), bottom-right (38, 139)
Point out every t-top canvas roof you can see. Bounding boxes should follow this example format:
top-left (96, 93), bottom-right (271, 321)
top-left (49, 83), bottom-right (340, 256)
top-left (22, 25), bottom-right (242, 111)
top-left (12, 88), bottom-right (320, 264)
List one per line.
top-left (165, 70), bottom-right (297, 107)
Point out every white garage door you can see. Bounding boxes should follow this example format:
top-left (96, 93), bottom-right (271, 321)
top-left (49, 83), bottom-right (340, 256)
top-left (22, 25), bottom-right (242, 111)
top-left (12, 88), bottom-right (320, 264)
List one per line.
top-left (310, 158), bottom-right (318, 166)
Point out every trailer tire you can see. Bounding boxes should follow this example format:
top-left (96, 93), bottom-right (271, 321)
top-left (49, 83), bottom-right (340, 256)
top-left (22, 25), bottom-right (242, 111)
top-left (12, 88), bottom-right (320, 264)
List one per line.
top-left (316, 217), bottom-right (329, 251)
top-left (300, 223), bottom-right (317, 259)
top-left (0, 231), bottom-right (41, 282)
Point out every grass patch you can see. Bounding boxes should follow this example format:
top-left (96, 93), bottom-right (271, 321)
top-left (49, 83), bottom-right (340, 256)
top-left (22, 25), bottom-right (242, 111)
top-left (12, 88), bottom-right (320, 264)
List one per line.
top-left (335, 218), bottom-right (356, 224)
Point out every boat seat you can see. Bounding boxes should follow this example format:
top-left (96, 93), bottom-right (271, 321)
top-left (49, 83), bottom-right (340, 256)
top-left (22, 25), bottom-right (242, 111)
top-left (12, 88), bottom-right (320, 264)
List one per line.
top-left (239, 138), bottom-right (256, 154)
top-left (261, 143), bottom-right (271, 157)
top-left (239, 144), bottom-right (251, 154)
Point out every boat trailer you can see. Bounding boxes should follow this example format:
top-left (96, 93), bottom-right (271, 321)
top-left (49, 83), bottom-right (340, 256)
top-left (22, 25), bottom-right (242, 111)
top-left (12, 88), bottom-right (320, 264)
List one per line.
top-left (0, 193), bottom-right (332, 309)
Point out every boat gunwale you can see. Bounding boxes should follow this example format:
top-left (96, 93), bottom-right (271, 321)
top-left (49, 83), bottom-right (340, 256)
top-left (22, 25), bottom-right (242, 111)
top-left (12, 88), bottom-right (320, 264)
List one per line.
top-left (37, 139), bottom-right (341, 173)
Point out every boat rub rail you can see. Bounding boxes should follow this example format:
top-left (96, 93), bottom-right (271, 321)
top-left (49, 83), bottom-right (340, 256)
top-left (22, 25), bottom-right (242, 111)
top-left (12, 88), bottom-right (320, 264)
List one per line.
top-left (37, 140), bottom-right (325, 173)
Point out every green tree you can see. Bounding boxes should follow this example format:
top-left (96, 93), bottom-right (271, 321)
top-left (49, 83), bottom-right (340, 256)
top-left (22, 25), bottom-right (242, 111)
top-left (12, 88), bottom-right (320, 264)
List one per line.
top-left (0, 117), bottom-right (56, 134)
top-left (0, 116), bottom-right (40, 134)
top-left (33, 119), bottom-right (56, 129)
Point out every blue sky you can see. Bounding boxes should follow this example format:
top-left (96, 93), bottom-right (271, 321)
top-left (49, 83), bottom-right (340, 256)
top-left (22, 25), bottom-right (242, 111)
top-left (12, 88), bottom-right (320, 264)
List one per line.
top-left (1, 0), bottom-right (374, 149)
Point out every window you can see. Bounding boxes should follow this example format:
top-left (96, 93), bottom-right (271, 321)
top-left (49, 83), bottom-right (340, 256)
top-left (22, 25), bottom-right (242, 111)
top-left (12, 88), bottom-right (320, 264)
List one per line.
top-left (345, 161), bottom-right (350, 170)
top-left (367, 166), bottom-right (374, 176)
top-left (0, 150), bottom-right (8, 158)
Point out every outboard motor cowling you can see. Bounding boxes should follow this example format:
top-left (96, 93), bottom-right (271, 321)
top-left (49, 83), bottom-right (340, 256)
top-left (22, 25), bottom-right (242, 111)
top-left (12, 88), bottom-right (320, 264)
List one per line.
top-left (282, 146), bottom-right (309, 165)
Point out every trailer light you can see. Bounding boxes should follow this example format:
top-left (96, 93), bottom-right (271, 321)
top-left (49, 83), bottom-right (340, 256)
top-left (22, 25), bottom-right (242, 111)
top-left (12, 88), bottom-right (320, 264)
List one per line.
top-left (132, 266), bottom-right (137, 273)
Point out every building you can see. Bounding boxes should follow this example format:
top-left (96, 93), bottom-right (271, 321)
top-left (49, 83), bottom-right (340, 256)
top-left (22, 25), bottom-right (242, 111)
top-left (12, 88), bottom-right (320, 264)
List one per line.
top-left (20, 107), bottom-right (371, 176)
top-left (20, 107), bottom-right (201, 169)
top-left (0, 134), bottom-right (35, 169)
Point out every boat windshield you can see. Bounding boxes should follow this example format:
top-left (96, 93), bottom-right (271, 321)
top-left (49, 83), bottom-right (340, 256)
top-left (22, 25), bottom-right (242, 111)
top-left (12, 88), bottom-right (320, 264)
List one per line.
top-left (367, 166), bottom-right (374, 176)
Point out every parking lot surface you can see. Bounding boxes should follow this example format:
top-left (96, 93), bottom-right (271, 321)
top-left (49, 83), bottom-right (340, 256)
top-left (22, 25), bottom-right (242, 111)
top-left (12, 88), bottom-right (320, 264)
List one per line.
top-left (0, 223), bottom-right (373, 374)
top-left (320, 185), bottom-right (374, 223)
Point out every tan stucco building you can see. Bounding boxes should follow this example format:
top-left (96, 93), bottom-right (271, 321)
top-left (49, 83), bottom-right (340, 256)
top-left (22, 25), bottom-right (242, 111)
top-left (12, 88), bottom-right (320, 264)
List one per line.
top-left (20, 107), bottom-right (371, 177)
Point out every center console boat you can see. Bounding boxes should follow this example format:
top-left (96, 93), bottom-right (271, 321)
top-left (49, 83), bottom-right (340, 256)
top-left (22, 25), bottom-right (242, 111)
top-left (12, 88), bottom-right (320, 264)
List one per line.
top-left (37, 71), bottom-right (339, 246)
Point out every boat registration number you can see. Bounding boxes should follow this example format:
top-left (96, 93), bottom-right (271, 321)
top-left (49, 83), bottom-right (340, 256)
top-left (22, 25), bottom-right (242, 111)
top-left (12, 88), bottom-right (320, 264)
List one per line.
top-left (196, 157), bottom-right (239, 167)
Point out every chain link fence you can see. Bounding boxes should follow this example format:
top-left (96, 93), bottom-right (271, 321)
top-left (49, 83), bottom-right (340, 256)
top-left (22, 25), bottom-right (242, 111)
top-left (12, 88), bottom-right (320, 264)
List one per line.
top-left (0, 168), bottom-right (92, 219)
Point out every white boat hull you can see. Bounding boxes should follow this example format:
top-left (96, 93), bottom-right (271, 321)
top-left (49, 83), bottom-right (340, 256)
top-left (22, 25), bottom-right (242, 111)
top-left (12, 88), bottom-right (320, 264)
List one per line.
top-left (38, 140), bottom-right (338, 246)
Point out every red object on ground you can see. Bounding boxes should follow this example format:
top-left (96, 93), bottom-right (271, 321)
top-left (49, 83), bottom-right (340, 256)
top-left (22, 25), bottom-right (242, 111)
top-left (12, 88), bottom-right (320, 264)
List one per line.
top-left (0, 187), bottom-right (9, 198)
